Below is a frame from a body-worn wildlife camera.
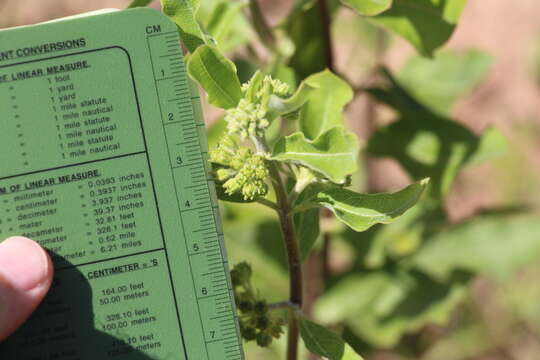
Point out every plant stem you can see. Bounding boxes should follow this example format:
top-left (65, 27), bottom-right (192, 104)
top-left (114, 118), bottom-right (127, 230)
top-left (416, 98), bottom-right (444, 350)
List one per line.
top-left (318, 0), bottom-right (335, 72)
top-left (248, 0), bottom-right (277, 52)
top-left (267, 158), bottom-right (303, 360)
top-left (287, 314), bottom-right (300, 360)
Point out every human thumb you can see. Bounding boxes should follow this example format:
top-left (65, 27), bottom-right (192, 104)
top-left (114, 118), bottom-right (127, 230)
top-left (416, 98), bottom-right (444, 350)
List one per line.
top-left (0, 237), bottom-right (53, 342)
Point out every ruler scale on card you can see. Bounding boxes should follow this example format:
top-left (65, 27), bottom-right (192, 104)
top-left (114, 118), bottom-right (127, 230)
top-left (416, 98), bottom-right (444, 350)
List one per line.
top-left (146, 30), bottom-right (243, 359)
top-left (0, 8), bottom-right (243, 360)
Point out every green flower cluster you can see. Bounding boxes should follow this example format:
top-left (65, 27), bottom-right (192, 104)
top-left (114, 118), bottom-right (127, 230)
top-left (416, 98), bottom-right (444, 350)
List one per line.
top-left (210, 74), bottom-right (290, 201)
top-left (243, 75), bottom-right (290, 98)
top-left (210, 137), bottom-right (268, 200)
top-left (225, 99), bottom-right (268, 139)
top-left (225, 75), bottom-right (290, 139)
top-left (231, 262), bottom-right (284, 347)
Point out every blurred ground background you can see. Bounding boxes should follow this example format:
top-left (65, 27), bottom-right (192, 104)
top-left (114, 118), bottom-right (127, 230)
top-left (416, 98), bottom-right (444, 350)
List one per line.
top-left (2, 1), bottom-right (540, 359)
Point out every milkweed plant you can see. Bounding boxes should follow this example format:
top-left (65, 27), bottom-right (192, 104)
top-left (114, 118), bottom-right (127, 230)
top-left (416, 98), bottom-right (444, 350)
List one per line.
top-left (128, 0), bottom-right (519, 359)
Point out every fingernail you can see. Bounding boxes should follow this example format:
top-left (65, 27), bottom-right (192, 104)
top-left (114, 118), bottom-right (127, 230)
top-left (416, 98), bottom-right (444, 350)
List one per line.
top-left (0, 237), bottom-right (49, 291)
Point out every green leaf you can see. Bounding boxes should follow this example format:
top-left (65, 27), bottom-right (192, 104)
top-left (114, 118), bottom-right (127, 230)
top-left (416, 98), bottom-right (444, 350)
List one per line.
top-left (271, 64), bottom-right (298, 91)
top-left (223, 216), bottom-right (290, 300)
top-left (295, 207), bottom-right (320, 261)
top-left (292, 169), bottom-right (321, 261)
top-left (465, 127), bottom-right (507, 166)
top-left (315, 270), bottom-right (469, 347)
top-left (299, 70), bottom-right (354, 140)
top-left (243, 70), bottom-right (265, 102)
top-left (337, 203), bottom-right (446, 270)
top-left (365, 206), bottom-right (425, 268)
top-left (285, 2), bottom-right (327, 80)
top-left (161, 0), bottom-right (206, 53)
top-left (367, 116), bottom-right (473, 199)
top-left (299, 318), bottom-right (345, 360)
top-left (206, 1), bottom-right (245, 40)
top-left (272, 127), bottom-right (359, 184)
top-left (315, 273), bottom-right (391, 325)
top-left (397, 50), bottom-right (492, 115)
top-left (411, 215), bottom-right (540, 281)
top-left (207, 117), bottom-right (227, 149)
top-left (234, 59), bottom-right (258, 84)
top-left (198, 1), bottom-right (251, 52)
top-left (343, 344), bottom-right (364, 360)
top-left (303, 179), bottom-right (429, 232)
top-left (128, 0), bottom-right (153, 8)
top-left (342, 0), bottom-right (392, 16)
top-left (369, 0), bottom-right (468, 56)
top-left (187, 44), bottom-right (242, 109)
top-left (366, 67), bottom-right (506, 199)
top-left (206, 1), bottom-right (247, 46)
top-left (268, 79), bottom-right (318, 115)
top-left (254, 220), bottom-right (289, 272)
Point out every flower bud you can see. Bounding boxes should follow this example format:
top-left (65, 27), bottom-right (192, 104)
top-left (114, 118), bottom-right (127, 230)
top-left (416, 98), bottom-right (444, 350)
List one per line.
top-left (241, 325), bottom-right (257, 341)
top-left (253, 300), bottom-right (268, 315)
top-left (231, 262), bottom-right (252, 286)
top-left (256, 332), bottom-right (273, 347)
top-left (269, 321), bottom-right (284, 338)
top-left (255, 316), bottom-right (270, 330)
top-left (238, 299), bottom-right (254, 313)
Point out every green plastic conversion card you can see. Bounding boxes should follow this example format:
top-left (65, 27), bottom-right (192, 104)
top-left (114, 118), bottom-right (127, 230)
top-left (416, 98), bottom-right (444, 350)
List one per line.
top-left (0, 8), bottom-right (244, 360)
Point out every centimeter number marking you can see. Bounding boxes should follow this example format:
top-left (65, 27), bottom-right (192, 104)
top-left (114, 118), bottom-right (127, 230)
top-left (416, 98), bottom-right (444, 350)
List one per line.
top-left (146, 31), bottom-right (243, 360)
